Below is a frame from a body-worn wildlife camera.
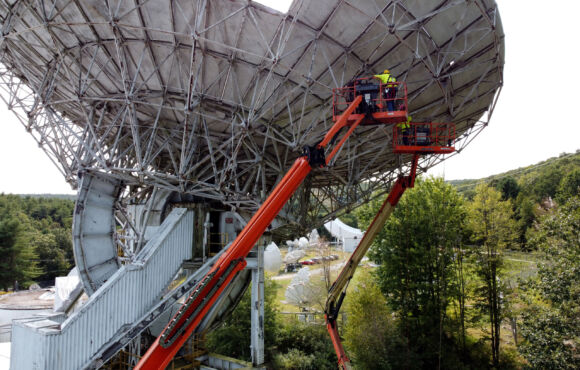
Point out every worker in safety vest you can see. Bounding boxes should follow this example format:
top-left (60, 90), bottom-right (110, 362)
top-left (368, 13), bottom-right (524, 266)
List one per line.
top-left (397, 115), bottom-right (412, 145)
top-left (374, 69), bottom-right (397, 111)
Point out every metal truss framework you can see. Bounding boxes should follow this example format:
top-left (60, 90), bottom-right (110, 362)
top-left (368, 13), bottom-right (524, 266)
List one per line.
top-left (0, 0), bottom-right (504, 235)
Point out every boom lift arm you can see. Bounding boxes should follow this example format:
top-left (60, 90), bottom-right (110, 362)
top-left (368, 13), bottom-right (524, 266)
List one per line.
top-left (325, 154), bottom-right (419, 369)
top-left (135, 95), bottom-right (365, 370)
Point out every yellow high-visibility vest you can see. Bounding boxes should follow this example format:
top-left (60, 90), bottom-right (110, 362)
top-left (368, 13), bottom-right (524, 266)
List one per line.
top-left (397, 116), bottom-right (411, 129)
top-left (374, 73), bottom-right (396, 85)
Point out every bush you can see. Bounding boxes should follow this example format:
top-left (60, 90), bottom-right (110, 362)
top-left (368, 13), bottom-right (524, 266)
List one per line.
top-left (272, 319), bottom-right (336, 370)
top-left (273, 348), bottom-right (316, 369)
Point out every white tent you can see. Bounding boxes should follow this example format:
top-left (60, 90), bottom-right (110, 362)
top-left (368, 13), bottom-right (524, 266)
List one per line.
top-left (324, 219), bottom-right (363, 252)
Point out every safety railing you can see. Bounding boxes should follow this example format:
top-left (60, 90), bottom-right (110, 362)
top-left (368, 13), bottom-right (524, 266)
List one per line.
top-left (332, 78), bottom-right (408, 121)
top-left (393, 122), bottom-right (456, 153)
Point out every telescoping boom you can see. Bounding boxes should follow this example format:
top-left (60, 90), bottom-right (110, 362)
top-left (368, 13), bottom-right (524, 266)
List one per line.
top-left (135, 96), bottom-right (365, 369)
top-left (324, 122), bottom-right (456, 369)
top-left (325, 76), bottom-right (457, 368)
top-left (325, 155), bottom-right (419, 369)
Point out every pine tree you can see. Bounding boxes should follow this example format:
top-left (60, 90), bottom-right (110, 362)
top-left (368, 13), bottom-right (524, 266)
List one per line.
top-left (0, 214), bottom-right (40, 290)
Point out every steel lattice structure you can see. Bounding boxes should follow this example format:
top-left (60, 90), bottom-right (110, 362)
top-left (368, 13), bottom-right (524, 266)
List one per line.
top-left (0, 0), bottom-right (504, 233)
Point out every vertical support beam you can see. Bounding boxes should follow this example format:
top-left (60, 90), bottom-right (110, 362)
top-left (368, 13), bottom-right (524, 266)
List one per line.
top-left (251, 243), bottom-right (265, 367)
top-left (193, 204), bottom-right (208, 259)
top-left (128, 334), bottom-right (141, 367)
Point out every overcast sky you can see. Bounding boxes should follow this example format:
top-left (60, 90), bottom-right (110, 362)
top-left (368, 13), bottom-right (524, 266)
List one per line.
top-left (0, 0), bottom-right (578, 194)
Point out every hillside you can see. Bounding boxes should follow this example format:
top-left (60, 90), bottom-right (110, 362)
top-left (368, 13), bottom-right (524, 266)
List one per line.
top-left (449, 150), bottom-right (580, 201)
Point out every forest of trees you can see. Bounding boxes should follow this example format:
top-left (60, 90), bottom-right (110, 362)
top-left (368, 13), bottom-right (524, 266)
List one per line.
top-left (0, 194), bottom-right (74, 290)
top-left (337, 152), bottom-right (580, 369)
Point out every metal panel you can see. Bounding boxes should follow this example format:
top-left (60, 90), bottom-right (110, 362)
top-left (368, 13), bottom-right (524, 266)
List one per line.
top-left (72, 173), bottom-right (121, 295)
top-left (10, 208), bottom-right (194, 370)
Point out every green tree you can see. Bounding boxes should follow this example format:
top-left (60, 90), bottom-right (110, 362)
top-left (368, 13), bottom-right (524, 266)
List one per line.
top-left (529, 167), bottom-right (562, 202)
top-left (514, 194), bottom-right (537, 249)
top-left (32, 231), bottom-right (71, 281)
top-left (0, 214), bottom-right (40, 290)
top-left (0, 217), bottom-right (19, 290)
top-left (467, 184), bottom-right (517, 367)
top-left (519, 196), bottom-right (580, 369)
top-left (338, 210), bottom-right (359, 229)
top-left (273, 348), bottom-right (316, 369)
top-left (0, 194), bottom-right (75, 284)
top-left (343, 270), bottom-right (403, 369)
top-left (493, 176), bottom-right (520, 201)
top-left (52, 227), bottom-right (74, 262)
top-left (555, 168), bottom-right (580, 204)
top-left (273, 320), bottom-right (336, 369)
top-left (363, 177), bottom-right (467, 367)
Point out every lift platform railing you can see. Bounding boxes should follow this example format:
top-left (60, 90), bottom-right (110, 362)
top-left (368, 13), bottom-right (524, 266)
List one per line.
top-left (332, 78), bottom-right (408, 122)
top-left (394, 122), bottom-right (456, 154)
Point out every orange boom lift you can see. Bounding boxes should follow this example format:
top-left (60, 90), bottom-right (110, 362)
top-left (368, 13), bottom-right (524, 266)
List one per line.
top-left (136, 74), bottom-right (456, 369)
top-left (325, 79), bottom-right (456, 369)
top-left (135, 95), bottom-right (365, 369)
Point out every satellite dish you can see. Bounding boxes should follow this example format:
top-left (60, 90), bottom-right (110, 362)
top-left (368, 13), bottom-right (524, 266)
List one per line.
top-left (0, 0), bottom-right (504, 232)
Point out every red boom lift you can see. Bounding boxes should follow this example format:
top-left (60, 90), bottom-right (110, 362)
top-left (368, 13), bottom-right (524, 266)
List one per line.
top-left (135, 75), bottom-right (455, 369)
